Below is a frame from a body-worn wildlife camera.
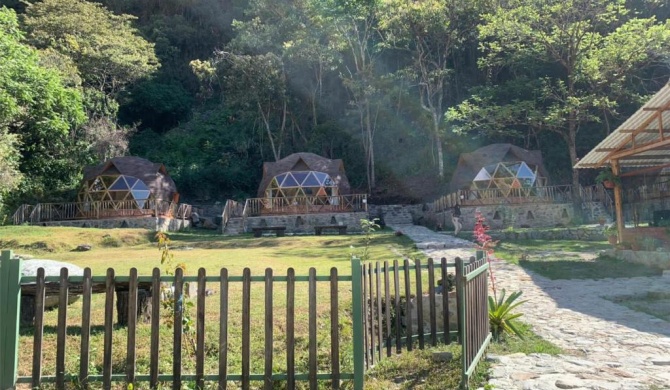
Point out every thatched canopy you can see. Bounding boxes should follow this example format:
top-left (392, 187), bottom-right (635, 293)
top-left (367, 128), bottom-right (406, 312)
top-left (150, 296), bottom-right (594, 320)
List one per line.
top-left (449, 144), bottom-right (550, 192)
top-left (81, 156), bottom-right (177, 202)
top-left (257, 153), bottom-right (351, 197)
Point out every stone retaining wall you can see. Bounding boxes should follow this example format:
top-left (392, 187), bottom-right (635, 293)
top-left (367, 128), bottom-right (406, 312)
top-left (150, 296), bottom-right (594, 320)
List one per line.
top-left (605, 249), bottom-right (670, 270)
top-left (489, 226), bottom-right (607, 242)
top-left (435, 203), bottom-right (575, 231)
top-left (244, 212), bottom-right (368, 234)
top-left (41, 216), bottom-right (190, 232)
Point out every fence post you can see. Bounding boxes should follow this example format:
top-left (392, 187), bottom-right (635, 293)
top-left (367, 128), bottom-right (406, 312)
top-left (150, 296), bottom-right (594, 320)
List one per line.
top-left (350, 257), bottom-right (364, 390)
top-left (455, 257), bottom-right (467, 390)
top-left (0, 250), bottom-right (22, 390)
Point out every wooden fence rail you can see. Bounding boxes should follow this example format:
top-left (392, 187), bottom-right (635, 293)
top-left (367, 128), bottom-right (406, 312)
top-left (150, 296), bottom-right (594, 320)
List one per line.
top-left (244, 194), bottom-right (368, 217)
top-left (12, 200), bottom-right (192, 225)
top-left (431, 185), bottom-right (576, 212)
top-left (1, 250), bottom-right (490, 390)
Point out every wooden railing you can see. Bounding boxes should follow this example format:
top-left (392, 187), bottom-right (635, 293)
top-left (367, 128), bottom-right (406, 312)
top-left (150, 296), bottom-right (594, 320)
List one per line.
top-left (431, 185), bottom-right (575, 212)
top-left (623, 182), bottom-right (670, 203)
top-left (11, 204), bottom-right (34, 225)
top-left (221, 199), bottom-right (243, 229)
top-left (581, 184), bottom-right (614, 217)
top-left (13, 200), bottom-right (192, 224)
top-left (244, 194), bottom-right (368, 217)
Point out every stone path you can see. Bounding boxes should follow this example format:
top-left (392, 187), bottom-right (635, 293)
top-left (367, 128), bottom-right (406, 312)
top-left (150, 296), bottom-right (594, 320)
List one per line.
top-left (390, 224), bottom-right (670, 390)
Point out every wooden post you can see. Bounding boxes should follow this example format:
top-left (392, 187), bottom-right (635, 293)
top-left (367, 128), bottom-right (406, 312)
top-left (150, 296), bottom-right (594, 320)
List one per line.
top-left (350, 258), bottom-right (364, 390)
top-left (611, 160), bottom-right (625, 242)
top-left (0, 250), bottom-right (22, 390)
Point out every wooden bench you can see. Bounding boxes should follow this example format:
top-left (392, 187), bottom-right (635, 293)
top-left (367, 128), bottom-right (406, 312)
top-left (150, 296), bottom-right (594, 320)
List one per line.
top-left (314, 225), bottom-right (347, 235)
top-left (252, 226), bottom-right (286, 237)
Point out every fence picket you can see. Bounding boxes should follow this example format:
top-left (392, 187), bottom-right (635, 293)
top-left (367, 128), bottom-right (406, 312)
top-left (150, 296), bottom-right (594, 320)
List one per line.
top-left (219, 268), bottom-right (229, 390)
top-left (367, 263), bottom-right (375, 365)
top-left (393, 260), bottom-right (401, 354)
top-left (56, 267), bottom-right (68, 390)
top-left (264, 268), bottom-right (273, 390)
top-left (150, 268), bottom-right (160, 389)
top-left (362, 263), bottom-right (369, 367)
top-left (196, 268), bottom-right (206, 390)
top-left (308, 268), bottom-right (317, 390)
top-left (330, 267), bottom-right (340, 389)
top-left (103, 269), bottom-right (115, 390)
top-left (414, 259), bottom-right (424, 350)
top-left (428, 258), bottom-right (437, 346)
top-left (242, 268), bottom-right (251, 389)
top-left (286, 268), bottom-right (295, 390)
top-left (383, 261), bottom-right (391, 358)
top-left (441, 258), bottom-right (450, 345)
top-left (403, 259), bottom-right (412, 351)
top-left (79, 268), bottom-right (92, 389)
top-left (32, 267), bottom-right (46, 389)
top-left (173, 268), bottom-right (183, 390)
top-left (375, 262), bottom-right (382, 362)
top-left (127, 268), bottom-right (138, 386)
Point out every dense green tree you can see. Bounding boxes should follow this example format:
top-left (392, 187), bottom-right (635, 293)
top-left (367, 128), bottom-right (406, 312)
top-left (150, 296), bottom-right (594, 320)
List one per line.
top-left (450, 0), bottom-right (670, 206)
top-left (130, 107), bottom-right (263, 200)
top-left (0, 7), bottom-right (86, 206)
top-left (0, 128), bottom-right (22, 212)
top-left (22, 0), bottom-right (159, 116)
top-left (322, 0), bottom-right (382, 192)
top-left (378, 0), bottom-right (480, 178)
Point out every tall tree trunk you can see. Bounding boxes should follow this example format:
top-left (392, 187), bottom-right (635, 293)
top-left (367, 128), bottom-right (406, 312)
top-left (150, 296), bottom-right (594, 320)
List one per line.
top-left (568, 114), bottom-right (582, 217)
top-left (433, 114), bottom-right (444, 178)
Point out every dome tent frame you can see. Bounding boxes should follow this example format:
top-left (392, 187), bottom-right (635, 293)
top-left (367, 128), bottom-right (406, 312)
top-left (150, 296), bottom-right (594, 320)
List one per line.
top-left (265, 171), bottom-right (339, 199)
top-left (450, 143), bottom-right (550, 195)
top-left (78, 174), bottom-right (152, 208)
top-left (472, 161), bottom-right (545, 196)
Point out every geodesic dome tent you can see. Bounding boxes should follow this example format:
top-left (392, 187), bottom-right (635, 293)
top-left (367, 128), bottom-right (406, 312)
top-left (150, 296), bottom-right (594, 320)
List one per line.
top-left (471, 161), bottom-right (545, 194)
top-left (78, 156), bottom-right (177, 208)
top-left (257, 153), bottom-right (350, 199)
top-left (449, 144), bottom-right (549, 194)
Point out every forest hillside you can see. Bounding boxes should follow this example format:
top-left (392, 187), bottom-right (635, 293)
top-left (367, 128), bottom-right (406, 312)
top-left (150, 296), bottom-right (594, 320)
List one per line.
top-left (1, 0), bottom-right (669, 216)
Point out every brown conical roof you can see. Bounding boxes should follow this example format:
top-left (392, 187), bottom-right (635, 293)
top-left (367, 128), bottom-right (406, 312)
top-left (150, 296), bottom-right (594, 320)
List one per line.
top-left (82, 156), bottom-right (177, 201)
top-left (257, 152), bottom-right (350, 197)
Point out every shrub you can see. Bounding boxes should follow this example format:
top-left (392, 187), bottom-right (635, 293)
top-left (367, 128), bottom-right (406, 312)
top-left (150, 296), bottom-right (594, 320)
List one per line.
top-left (489, 289), bottom-right (526, 341)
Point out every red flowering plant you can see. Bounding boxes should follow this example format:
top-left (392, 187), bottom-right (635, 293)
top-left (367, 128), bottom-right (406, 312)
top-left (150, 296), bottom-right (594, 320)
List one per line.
top-left (473, 211), bottom-right (499, 300)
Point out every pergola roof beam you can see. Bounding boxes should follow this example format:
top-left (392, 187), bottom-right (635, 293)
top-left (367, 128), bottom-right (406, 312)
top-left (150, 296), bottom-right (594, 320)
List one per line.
top-left (607, 137), bottom-right (670, 160)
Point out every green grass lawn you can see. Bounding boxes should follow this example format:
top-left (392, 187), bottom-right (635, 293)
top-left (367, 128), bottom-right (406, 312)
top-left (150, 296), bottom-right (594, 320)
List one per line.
top-left (495, 239), bottom-right (663, 280)
top-left (0, 225), bottom-right (444, 389)
top-left (1, 226), bottom-right (567, 389)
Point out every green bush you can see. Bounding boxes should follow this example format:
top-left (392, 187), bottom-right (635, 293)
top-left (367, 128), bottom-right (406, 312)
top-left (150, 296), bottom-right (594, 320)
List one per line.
top-left (489, 289), bottom-right (526, 341)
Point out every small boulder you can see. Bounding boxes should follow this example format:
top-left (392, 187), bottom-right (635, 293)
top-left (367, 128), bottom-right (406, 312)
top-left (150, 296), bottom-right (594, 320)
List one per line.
top-left (73, 244), bottom-right (92, 252)
top-left (22, 260), bottom-right (84, 309)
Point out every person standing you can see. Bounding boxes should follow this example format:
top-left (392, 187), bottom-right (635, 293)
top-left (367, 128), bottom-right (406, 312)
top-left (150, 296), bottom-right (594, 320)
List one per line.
top-left (451, 204), bottom-right (462, 236)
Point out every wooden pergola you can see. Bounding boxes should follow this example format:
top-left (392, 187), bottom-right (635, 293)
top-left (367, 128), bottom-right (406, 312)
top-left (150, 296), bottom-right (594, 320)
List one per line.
top-left (575, 81), bottom-right (670, 240)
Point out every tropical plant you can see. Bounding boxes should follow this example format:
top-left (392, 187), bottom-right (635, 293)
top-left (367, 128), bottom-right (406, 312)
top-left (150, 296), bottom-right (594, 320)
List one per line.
top-left (488, 289), bottom-right (526, 341)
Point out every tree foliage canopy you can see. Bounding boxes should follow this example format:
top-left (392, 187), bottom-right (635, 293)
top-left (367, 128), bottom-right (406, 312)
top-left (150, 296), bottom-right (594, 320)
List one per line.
top-left (0, 0), bottom-right (669, 216)
top-left (0, 7), bottom-right (86, 206)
